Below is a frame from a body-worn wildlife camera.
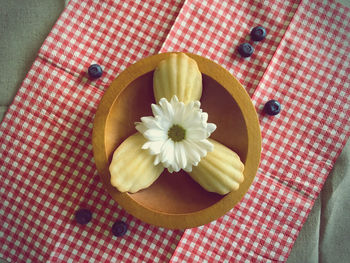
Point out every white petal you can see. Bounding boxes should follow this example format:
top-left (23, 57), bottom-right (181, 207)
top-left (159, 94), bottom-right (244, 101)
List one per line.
top-left (174, 142), bottom-right (187, 170)
top-left (183, 140), bottom-right (201, 164)
top-left (159, 98), bottom-right (174, 119)
top-left (151, 116), bottom-right (170, 131)
top-left (141, 141), bottom-right (151, 150)
top-left (201, 113), bottom-right (208, 124)
top-left (187, 139), bottom-right (208, 157)
top-left (183, 164), bottom-right (193, 173)
top-left (170, 95), bottom-right (179, 104)
top-left (172, 101), bottom-right (186, 124)
top-left (196, 139), bottom-right (214, 152)
top-left (182, 110), bottom-right (202, 129)
top-left (181, 141), bottom-right (199, 165)
top-left (145, 141), bottom-right (164, 155)
top-left (144, 129), bottom-right (167, 141)
top-left (193, 100), bottom-right (201, 109)
top-left (179, 143), bottom-right (187, 169)
top-left (151, 103), bottom-right (163, 117)
top-left (154, 155), bottom-right (161, 165)
top-left (186, 127), bottom-right (207, 140)
top-left (172, 165), bottom-right (181, 173)
top-left (135, 122), bottom-right (147, 134)
top-left (207, 123), bottom-right (217, 135)
top-left (167, 166), bottom-right (174, 173)
top-left (160, 138), bottom-right (175, 164)
top-left (140, 116), bottom-right (164, 130)
top-left (140, 116), bottom-right (154, 126)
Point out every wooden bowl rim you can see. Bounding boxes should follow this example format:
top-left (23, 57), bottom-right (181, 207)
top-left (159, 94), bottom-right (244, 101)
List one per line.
top-left (92, 52), bottom-right (261, 229)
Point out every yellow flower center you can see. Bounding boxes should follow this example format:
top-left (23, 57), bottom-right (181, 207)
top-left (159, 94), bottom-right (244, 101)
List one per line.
top-left (168, 124), bottom-right (186, 142)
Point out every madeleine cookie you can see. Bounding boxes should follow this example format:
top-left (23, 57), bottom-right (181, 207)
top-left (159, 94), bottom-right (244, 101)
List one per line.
top-left (109, 133), bottom-right (164, 193)
top-left (189, 139), bottom-right (244, 195)
top-left (153, 53), bottom-right (202, 104)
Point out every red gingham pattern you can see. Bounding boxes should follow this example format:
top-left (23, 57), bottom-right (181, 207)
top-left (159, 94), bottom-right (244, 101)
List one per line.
top-left (39, 0), bottom-right (185, 92)
top-left (0, 0), bottom-right (185, 262)
top-left (0, 0), bottom-right (349, 262)
top-left (160, 0), bottom-right (300, 96)
top-left (0, 58), bottom-right (183, 263)
top-left (168, 0), bottom-right (350, 262)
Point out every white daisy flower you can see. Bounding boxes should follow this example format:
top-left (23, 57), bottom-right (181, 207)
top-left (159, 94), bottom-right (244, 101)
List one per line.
top-left (135, 95), bottom-right (216, 173)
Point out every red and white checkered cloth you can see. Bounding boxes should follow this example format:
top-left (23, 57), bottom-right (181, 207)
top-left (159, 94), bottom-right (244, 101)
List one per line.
top-left (0, 1), bottom-right (185, 262)
top-left (0, 0), bottom-right (349, 262)
top-left (166, 0), bottom-right (350, 262)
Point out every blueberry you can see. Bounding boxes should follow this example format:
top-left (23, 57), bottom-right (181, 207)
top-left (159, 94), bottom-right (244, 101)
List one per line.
top-left (88, 64), bottom-right (103, 79)
top-left (75, 209), bottom-right (92, 225)
top-left (238, 43), bottom-right (254, 58)
top-left (264, 100), bottom-right (281, 116)
top-left (111, 221), bottom-right (128, 237)
top-left (251, 26), bottom-right (267, 41)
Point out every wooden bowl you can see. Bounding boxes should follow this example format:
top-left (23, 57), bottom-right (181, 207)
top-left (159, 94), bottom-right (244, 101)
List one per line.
top-left (92, 52), bottom-right (261, 229)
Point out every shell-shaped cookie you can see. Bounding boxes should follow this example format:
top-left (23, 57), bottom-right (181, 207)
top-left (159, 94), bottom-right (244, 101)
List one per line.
top-left (153, 53), bottom-right (202, 104)
top-left (189, 139), bottom-right (244, 195)
top-left (110, 132), bottom-right (164, 193)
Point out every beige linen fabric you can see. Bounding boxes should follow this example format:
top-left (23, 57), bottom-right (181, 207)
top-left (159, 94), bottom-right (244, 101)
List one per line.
top-left (0, 0), bottom-right (65, 121)
top-left (288, 140), bottom-right (350, 263)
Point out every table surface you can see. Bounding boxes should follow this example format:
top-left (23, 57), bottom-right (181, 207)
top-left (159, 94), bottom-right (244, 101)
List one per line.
top-left (0, 1), bottom-right (349, 262)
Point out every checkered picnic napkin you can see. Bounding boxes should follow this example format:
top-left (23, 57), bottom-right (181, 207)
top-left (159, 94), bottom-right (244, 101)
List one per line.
top-left (162, 0), bottom-right (350, 262)
top-left (0, 0), bottom-right (349, 262)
